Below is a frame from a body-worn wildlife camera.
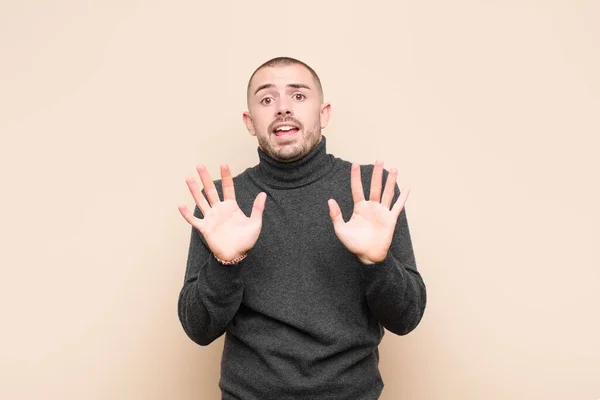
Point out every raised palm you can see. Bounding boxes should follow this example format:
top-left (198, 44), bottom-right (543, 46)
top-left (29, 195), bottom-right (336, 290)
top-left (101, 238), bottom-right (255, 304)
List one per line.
top-left (328, 162), bottom-right (410, 264)
top-left (178, 164), bottom-right (266, 262)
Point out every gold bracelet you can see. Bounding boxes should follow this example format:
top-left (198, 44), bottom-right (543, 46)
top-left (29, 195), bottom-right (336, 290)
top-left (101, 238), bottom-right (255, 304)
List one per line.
top-left (213, 252), bottom-right (247, 265)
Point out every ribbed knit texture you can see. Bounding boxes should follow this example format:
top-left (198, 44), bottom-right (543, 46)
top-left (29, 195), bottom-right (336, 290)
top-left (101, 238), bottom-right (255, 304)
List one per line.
top-left (178, 136), bottom-right (427, 399)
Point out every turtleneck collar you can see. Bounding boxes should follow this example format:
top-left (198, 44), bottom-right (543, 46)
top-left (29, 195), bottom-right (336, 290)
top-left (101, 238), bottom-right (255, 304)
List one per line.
top-left (252, 135), bottom-right (336, 189)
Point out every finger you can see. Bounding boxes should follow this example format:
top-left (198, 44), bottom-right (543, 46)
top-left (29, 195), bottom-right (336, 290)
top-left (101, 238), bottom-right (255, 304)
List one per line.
top-left (178, 204), bottom-right (203, 231)
top-left (391, 186), bottom-right (411, 219)
top-left (185, 176), bottom-right (211, 216)
top-left (197, 164), bottom-right (221, 206)
top-left (250, 192), bottom-right (267, 222)
top-left (328, 199), bottom-right (345, 231)
top-left (369, 161), bottom-right (384, 202)
top-left (220, 164), bottom-right (236, 202)
top-left (381, 168), bottom-right (398, 209)
top-left (350, 163), bottom-right (365, 204)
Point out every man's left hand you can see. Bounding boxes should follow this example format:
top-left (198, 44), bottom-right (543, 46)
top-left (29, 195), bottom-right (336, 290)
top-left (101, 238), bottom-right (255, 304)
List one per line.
top-left (328, 161), bottom-right (410, 265)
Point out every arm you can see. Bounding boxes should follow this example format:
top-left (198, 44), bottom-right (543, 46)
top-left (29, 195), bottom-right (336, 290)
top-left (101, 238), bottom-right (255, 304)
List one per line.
top-left (177, 205), bottom-right (245, 346)
top-left (176, 164), bottom-right (266, 346)
top-left (328, 162), bottom-right (427, 335)
top-left (359, 192), bottom-right (426, 335)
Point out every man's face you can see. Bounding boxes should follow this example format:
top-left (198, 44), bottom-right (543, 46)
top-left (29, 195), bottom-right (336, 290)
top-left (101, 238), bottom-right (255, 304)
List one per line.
top-left (243, 64), bottom-right (330, 162)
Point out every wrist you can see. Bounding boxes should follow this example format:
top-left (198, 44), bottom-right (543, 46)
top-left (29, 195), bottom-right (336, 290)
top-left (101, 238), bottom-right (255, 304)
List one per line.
top-left (358, 256), bottom-right (375, 265)
top-left (357, 252), bottom-right (388, 265)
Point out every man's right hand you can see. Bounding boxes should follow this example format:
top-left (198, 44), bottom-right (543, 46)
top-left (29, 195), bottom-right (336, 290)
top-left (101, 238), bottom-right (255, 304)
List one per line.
top-left (178, 164), bottom-right (267, 263)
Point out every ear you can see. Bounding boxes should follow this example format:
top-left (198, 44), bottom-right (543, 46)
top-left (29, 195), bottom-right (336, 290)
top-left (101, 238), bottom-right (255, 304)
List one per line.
top-left (242, 111), bottom-right (257, 137)
top-left (320, 103), bottom-right (331, 129)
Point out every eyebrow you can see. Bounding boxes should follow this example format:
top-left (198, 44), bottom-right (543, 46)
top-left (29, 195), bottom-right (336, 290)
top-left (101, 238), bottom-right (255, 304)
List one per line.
top-left (254, 83), bottom-right (312, 95)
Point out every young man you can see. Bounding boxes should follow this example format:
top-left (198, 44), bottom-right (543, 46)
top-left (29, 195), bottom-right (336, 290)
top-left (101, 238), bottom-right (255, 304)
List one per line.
top-left (177, 57), bottom-right (427, 399)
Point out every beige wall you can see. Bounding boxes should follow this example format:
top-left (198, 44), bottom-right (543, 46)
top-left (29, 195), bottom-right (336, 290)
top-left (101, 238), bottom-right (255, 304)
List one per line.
top-left (1, 1), bottom-right (598, 399)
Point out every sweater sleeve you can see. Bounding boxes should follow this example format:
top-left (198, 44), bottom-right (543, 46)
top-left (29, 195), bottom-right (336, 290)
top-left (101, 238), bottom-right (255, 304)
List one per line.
top-left (177, 204), bottom-right (245, 346)
top-left (359, 183), bottom-right (427, 336)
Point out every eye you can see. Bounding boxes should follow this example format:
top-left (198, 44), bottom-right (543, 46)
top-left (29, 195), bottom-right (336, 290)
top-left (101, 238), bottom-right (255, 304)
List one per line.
top-left (293, 93), bottom-right (306, 101)
top-left (260, 97), bottom-right (274, 105)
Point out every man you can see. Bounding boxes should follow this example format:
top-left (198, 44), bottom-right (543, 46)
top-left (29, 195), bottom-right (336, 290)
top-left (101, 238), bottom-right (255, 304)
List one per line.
top-left (177, 57), bottom-right (427, 399)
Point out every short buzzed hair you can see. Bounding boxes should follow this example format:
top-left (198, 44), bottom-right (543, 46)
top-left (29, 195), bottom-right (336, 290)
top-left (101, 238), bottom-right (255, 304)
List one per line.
top-left (246, 56), bottom-right (324, 103)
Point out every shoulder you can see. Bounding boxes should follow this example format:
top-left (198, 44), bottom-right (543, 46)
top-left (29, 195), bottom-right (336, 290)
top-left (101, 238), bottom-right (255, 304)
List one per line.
top-left (334, 157), bottom-right (394, 183)
top-left (331, 156), bottom-right (400, 200)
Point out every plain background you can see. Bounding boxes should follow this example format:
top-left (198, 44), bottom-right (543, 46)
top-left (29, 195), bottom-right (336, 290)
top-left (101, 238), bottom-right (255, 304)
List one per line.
top-left (1, 1), bottom-right (598, 399)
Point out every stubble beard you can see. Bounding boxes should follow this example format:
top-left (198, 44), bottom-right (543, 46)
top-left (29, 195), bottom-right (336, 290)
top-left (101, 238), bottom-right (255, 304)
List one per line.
top-left (258, 127), bottom-right (321, 163)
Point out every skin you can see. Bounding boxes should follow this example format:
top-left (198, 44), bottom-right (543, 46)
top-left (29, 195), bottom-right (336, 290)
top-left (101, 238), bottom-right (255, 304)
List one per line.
top-left (242, 64), bottom-right (330, 162)
top-left (178, 64), bottom-right (410, 264)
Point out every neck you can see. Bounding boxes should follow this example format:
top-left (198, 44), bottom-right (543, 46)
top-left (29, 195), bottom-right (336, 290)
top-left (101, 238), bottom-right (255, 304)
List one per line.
top-left (254, 135), bottom-right (334, 188)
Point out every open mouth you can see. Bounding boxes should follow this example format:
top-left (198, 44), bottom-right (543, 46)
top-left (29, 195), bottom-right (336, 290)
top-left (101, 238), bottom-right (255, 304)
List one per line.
top-left (273, 125), bottom-right (300, 137)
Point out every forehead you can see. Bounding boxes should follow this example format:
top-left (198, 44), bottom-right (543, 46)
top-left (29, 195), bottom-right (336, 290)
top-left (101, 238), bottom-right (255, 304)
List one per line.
top-left (250, 64), bottom-right (315, 92)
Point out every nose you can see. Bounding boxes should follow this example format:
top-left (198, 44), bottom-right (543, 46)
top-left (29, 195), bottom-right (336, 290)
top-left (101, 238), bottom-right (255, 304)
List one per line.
top-left (275, 98), bottom-right (293, 117)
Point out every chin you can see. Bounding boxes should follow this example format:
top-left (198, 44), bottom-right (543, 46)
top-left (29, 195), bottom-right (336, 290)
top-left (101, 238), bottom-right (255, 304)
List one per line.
top-left (269, 144), bottom-right (305, 162)
top-left (274, 150), bottom-right (303, 162)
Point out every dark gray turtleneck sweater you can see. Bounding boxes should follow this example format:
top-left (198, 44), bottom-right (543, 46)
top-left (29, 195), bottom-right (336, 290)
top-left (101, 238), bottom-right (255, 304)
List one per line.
top-left (178, 136), bottom-right (427, 399)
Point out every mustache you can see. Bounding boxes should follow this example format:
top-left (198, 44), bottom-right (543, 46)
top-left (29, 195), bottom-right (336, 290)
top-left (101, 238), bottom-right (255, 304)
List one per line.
top-left (268, 117), bottom-right (303, 132)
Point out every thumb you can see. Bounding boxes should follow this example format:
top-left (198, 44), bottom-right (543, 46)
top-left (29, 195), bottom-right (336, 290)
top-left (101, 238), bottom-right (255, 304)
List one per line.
top-left (250, 192), bottom-right (267, 222)
top-left (328, 199), bottom-right (344, 231)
